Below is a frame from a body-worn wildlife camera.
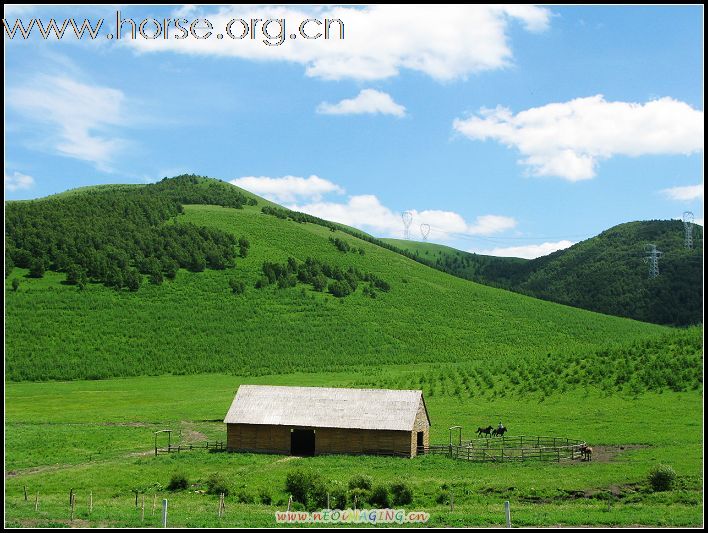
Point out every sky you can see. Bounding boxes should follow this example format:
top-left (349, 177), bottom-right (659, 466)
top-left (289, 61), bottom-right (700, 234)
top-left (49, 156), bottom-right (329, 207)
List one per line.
top-left (4, 5), bottom-right (704, 258)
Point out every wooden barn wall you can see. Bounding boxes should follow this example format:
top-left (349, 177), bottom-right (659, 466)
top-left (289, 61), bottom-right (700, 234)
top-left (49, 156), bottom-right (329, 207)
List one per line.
top-left (410, 399), bottom-right (430, 456)
top-left (227, 424), bottom-right (413, 457)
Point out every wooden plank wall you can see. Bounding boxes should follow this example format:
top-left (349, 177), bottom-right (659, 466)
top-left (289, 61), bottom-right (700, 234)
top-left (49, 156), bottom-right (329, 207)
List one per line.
top-left (227, 424), bottom-right (413, 457)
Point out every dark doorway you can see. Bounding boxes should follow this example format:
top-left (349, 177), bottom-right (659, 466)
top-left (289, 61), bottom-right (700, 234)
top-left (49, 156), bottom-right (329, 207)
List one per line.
top-left (291, 429), bottom-right (315, 456)
top-left (417, 431), bottom-right (424, 448)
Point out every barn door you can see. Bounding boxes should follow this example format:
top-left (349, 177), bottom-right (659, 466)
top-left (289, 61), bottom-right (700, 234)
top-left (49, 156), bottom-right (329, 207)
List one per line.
top-left (291, 429), bottom-right (315, 456)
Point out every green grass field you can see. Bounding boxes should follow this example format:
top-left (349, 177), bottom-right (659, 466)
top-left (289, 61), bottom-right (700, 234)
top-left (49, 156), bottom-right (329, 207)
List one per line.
top-left (5, 371), bottom-right (702, 527)
top-left (4, 185), bottom-right (703, 527)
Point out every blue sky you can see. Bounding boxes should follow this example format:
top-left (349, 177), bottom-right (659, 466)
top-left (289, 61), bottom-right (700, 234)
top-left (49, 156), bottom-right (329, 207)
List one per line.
top-left (4, 5), bottom-right (703, 258)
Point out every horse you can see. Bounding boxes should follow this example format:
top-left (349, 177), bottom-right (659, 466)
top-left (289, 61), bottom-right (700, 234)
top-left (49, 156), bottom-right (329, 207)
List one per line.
top-left (491, 426), bottom-right (508, 437)
top-left (476, 426), bottom-right (493, 438)
top-left (578, 444), bottom-right (593, 461)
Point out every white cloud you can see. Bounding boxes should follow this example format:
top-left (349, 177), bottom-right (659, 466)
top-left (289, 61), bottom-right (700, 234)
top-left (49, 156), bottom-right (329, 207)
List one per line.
top-left (317, 89), bottom-right (405, 117)
top-left (4, 171), bottom-right (35, 191)
top-left (660, 184), bottom-right (703, 201)
top-left (230, 175), bottom-right (345, 203)
top-left (288, 195), bottom-right (515, 240)
top-left (472, 240), bottom-right (575, 259)
top-left (127, 5), bottom-right (550, 81)
top-left (7, 75), bottom-right (129, 170)
top-left (453, 95), bottom-right (704, 181)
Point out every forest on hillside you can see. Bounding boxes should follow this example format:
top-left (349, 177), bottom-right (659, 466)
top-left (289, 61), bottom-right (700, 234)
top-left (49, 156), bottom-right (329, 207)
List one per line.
top-left (5, 175), bottom-right (256, 290)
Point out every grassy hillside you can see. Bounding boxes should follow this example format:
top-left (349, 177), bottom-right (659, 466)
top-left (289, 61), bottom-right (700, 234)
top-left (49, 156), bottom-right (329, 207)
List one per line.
top-left (4, 177), bottom-right (703, 527)
top-left (5, 178), bottom-right (670, 381)
top-left (385, 220), bottom-right (703, 326)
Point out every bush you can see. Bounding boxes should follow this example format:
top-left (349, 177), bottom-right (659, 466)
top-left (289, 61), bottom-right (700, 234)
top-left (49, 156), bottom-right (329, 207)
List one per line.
top-left (348, 488), bottom-right (370, 508)
top-left (648, 464), bottom-right (677, 492)
top-left (235, 489), bottom-right (254, 503)
top-left (328, 280), bottom-right (352, 298)
top-left (369, 485), bottom-right (390, 508)
top-left (328, 481), bottom-right (347, 509)
top-left (391, 482), bottom-right (413, 505)
top-left (308, 477), bottom-right (329, 510)
top-left (285, 470), bottom-right (318, 505)
top-left (259, 489), bottom-right (272, 505)
top-left (167, 472), bottom-right (189, 491)
top-left (229, 278), bottom-right (245, 295)
top-left (206, 472), bottom-right (230, 496)
top-left (348, 474), bottom-right (373, 491)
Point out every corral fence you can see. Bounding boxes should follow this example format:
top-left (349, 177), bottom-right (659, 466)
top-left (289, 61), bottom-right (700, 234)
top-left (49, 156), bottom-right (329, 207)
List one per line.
top-left (418, 435), bottom-right (586, 463)
top-left (155, 441), bottom-right (226, 455)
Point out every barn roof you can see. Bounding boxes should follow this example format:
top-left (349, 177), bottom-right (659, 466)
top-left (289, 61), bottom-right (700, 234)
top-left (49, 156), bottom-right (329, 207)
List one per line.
top-left (224, 385), bottom-right (430, 431)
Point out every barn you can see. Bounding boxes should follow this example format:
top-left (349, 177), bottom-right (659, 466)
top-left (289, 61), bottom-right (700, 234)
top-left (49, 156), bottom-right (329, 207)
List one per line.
top-left (224, 385), bottom-right (430, 457)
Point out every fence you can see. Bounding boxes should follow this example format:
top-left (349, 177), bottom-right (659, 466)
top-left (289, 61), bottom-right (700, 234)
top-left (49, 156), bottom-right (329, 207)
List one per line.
top-left (418, 435), bottom-right (586, 463)
top-left (155, 441), bottom-right (226, 455)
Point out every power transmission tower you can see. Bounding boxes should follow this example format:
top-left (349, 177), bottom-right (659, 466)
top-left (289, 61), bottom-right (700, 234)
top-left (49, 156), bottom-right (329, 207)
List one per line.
top-left (645, 244), bottom-right (662, 278)
top-left (420, 224), bottom-right (430, 241)
top-left (401, 211), bottom-right (413, 240)
top-left (683, 211), bottom-right (694, 249)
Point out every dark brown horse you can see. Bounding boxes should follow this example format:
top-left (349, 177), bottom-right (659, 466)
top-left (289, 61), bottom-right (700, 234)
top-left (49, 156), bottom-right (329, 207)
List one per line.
top-left (476, 426), bottom-right (493, 437)
top-left (491, 426), bottom-right (508, 437)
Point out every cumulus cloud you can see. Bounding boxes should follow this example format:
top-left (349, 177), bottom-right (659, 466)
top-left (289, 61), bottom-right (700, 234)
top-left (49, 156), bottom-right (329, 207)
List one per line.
top-left (660, 184), bottom-right (703, 201)
top-left (317, 89), bottom-right (405, 117)
top-left (472, 240), bottom-right (575, 259)
top-left (7, 75), bottom-right (129, 171)
top-left (453, 95), bottom-right (704, 181)
top-left (288, 196), bottom-right (515, 240)
top-left (230, 175), bottom-right (345, 203)
top-left (126, 5), bottom-right (550, 81)
top-left (4, 171), bottom-right (35, 191)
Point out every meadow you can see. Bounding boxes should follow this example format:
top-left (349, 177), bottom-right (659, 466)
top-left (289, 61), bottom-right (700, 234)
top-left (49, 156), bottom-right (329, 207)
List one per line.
top-left (5, 370), bottom-right (703, 527)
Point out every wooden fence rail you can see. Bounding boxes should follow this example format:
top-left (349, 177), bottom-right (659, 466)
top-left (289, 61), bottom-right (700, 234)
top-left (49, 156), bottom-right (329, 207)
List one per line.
top-left (418, 435), bottom-right (585, 463)
top-left (156, 441), bottom-right (226, 455)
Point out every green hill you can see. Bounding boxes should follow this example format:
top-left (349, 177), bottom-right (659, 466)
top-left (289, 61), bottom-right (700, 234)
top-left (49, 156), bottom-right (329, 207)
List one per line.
top-left (5, 176), bottom-right (672, 382)
top-left (384, 221), bottom-right (703, 326)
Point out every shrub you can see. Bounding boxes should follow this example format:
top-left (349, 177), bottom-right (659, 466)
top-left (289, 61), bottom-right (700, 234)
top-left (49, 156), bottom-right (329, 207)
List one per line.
top-left (328, 280), bottom-right (352, 298)
top-left (348, 474), bottom-right (373, 491)
top-left (369, 485), bottom-right (390, 508)
top-left (391, 482), bottom-right (413, 505)
top-left (285, 470), bottom-right (318, 505)
top-left (308, 477), bottom-right (329, 510)
top-left (229, 278), bottom-right (245, 295)
top-left (167, 472), bottom-right (189, 491)
top-left (648, 464), bottom-right (677, 492)
top-left (206, 472), bottom-right (230, 496)
top-left (259, 489), bottom-right (272, 505)
top-left (328, 481), bottom-right (347, 509)
top-left (348, 488), bottom-right (370, 508)
top-left (235, 489), bottom-right (254, 503)
top-left (11, 278), bottom-right (20, 292)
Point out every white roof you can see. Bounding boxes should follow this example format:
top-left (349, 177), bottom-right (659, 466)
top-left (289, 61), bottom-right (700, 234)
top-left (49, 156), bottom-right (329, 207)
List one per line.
top-left (224, 385), bottom-right (429, 431)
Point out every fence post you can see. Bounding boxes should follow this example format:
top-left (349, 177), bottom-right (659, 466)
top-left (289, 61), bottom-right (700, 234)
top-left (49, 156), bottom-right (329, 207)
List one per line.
top-left (450, 490), bottom-right (454, 512)
top-left (89, 491), bottom-right (93, 518)
top-left (152, 494), bottom-right (157, 515)
top-left (24, 485), bottom-right (28, 501)
top-left (162, 499), bottom-right (168, 528)
top-left (504, 500), bottom-right (511, 527)
top-left (34, 492), bottom-right (39, 512)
